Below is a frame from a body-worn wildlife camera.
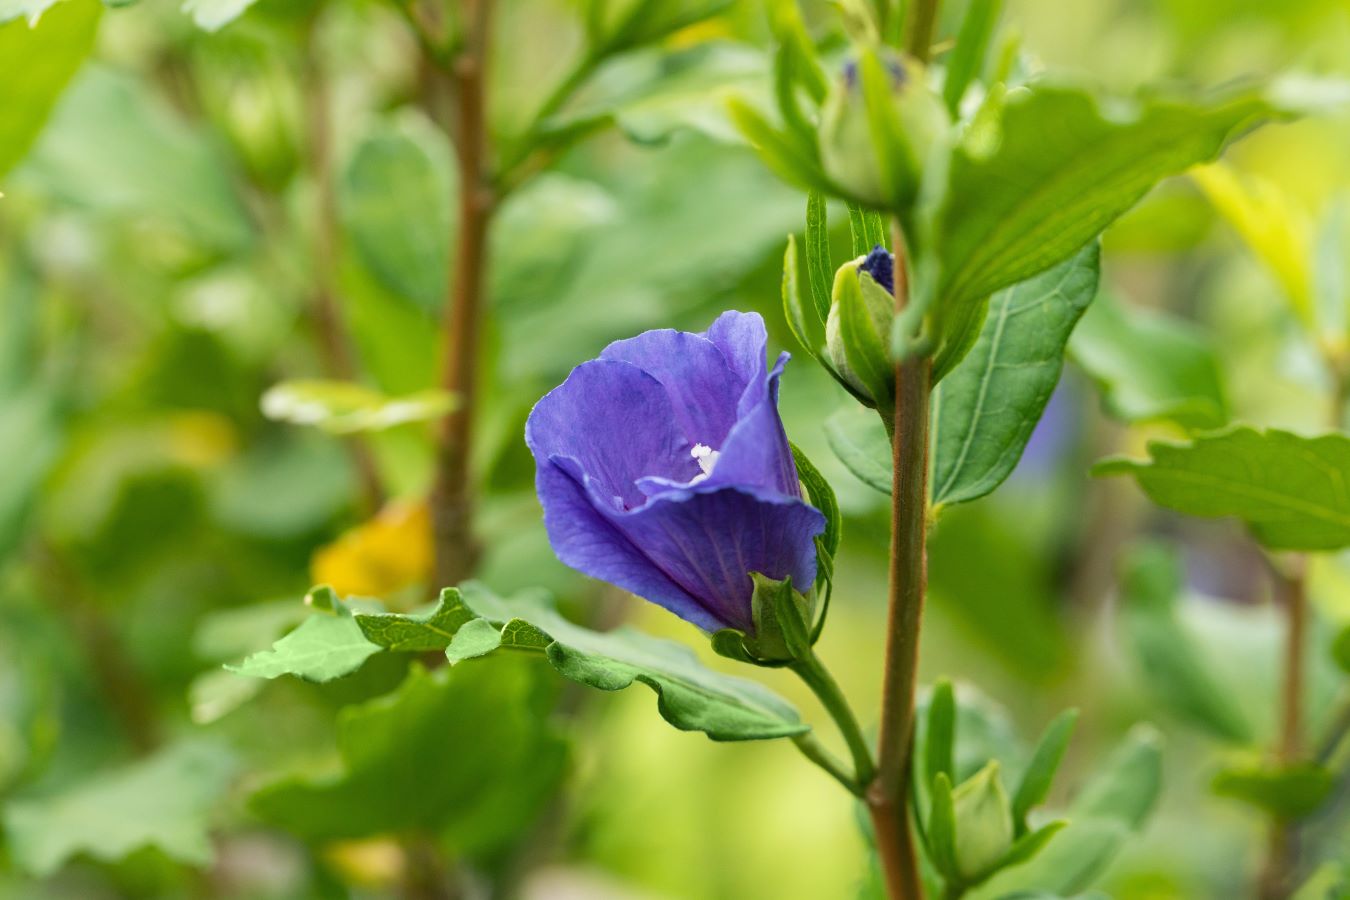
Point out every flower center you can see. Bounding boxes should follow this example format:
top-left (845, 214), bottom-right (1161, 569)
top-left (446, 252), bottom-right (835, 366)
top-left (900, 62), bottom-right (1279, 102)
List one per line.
top-left (690, 443), bottom-right (720, 482)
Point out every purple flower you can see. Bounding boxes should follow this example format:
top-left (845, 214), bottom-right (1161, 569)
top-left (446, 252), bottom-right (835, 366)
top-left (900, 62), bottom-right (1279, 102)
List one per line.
top-left (526, 311), bottom-right (826, 634)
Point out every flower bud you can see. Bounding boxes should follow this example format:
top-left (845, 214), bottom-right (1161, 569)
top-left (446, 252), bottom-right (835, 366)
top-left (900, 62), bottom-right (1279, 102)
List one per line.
top-left (817, 51), bottom-right (949, 209)
top-left (950, 761), bottom-right (1015, 883)
top-left (825, 246), bottom-right (896, 407)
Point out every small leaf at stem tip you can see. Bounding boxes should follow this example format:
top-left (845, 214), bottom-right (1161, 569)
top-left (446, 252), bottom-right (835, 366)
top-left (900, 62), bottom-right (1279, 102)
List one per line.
top-left (925, 678), bottom-right (956, 786)
top-left (1212, 761), bottom-right (1335, 819)
top-left (782, 235), bottom-right (825, 358)
top-left (1011, 708), bottom-right (1078, 833)
top-left (942, 0), bottom-right (1004, 117)
top-left (805, 190), bottom-right (833, 323)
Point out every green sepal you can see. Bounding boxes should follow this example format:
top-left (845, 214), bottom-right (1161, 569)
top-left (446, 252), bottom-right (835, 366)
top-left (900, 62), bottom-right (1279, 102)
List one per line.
top-left (1011, 708), bottom-right (1079, 835)
top-left (749, 573), bottom-right (814, 662)
top-left (927, 771), bottom-right (961, 882)
top-left (925, 678), bottom-right (956, 786)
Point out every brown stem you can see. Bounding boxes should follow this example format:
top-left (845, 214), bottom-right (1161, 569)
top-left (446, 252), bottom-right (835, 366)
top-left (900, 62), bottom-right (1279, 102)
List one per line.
top-left (903, 0), bottom-right (941, 62)
top-left (429, 0), bottom-right (494, 590)
top-left (1257, 555), bottom-right (1307, 900)
top-left (303, 21), bottom-right (385, 514)
top-left (867, 223), bottom-right (928, 900)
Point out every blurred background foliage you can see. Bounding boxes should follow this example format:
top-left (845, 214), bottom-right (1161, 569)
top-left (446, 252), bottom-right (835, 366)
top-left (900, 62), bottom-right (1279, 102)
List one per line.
top-left (1, 0), bottom-right (1350, 897)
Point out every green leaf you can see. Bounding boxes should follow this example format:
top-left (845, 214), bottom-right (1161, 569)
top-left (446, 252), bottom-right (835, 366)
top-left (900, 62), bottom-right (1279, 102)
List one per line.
top-left (181, 0), bottom-right (256, 30)
top-left (973, 725), bottom-right (1163, 897)
top-left (790, 442), bottom-right (841, 564)
top-left (993, 821), bottom-right (1067, 875)
top-left (926, 678), bottom-right (957, 786)
top-left (728, 96), bottom-right (831, 192)
top-left (805, 190), bottom-right (834, 323)
top-left (1070, 292), bottom-right (1227, 429)
top-left (227, 588), bottom-right (380, 682)
top-left (935, 85), bottom-right (1273, 311)
top-left (782, 235), bottom-right (824, 358)
top-left (1212, 761), bottom-right (1335, 819)
top-left (1096, 427), bottom-right (1350, 551)
top-left (250, 657), bottom-right (567, 855)
top-left (451, 585), bottom-right (808, 742)
top-left (942, 0), bottom-right (1003, 116)
top-left (1119, 543), bottom-right (1252, 742)
top-left (354, 588), bottom-right (474, 652)
top-left (4, 741), bottom-right (237, 876)
top-left (0, 0), bottom-right (99, 176)
top-left (341, 112), bottom-right (455, 315)
top-left (928, 772), bottom-right (961, 881)
top-left (1011, 709), bottom-right (1078, 833)
top-left (1333, 624), bottom-right (1350, 675)
top-left (825, 405), bottom-right (892, 495)
top-left (847, 202), bottom-right (888, 256)
top-left (930, 244), bottom-right (1100, 510)
top-left (260, 379), bottom-right (455, 435)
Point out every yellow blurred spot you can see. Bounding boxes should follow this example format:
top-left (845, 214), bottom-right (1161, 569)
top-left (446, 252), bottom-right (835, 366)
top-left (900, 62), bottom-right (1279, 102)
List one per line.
top-left (1192, 162), bottom-right (1314, 329)
top-left (669, 18), bottom-right (731, 49)
top-left (324, 838), bottom-right (404, 889)
top-left (311, 501), bottom-right (432, 598)
top-left (165, 411), bottom-right (238, 467)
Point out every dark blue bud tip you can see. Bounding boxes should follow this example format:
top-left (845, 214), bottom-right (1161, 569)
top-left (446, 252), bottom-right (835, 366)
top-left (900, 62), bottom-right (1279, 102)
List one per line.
top-left (841, 57), bottom-right (908, 90)
top-left (858, 244), bottom-right (895, 294)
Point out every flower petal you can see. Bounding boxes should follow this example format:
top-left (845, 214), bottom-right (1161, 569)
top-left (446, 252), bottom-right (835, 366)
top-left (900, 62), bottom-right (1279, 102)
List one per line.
top-left (536, 457), bottom-right (725, 632)
top-left (599, 329), bottom-right (743, 447)
top-left (603, 483), bottom-right (825, 633)
top-left (702, 352), bottom-right (800, 497)
top-left (526, 359), bottom-right (696, 508)
top-left (702, 311), bottom-right (770, 398)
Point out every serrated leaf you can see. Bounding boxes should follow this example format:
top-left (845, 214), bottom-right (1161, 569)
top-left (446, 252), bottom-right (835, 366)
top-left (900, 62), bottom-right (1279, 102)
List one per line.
top-left (1119, 543), bottom-right (1252, 742)
top-left (4, 741), bottom-right (237, 876)
top-left (454, 586), bottom-right (807, 742)
top-left (825, 405), bottom-right (892, 495)
top-left (0, 0), bottom-right (99, 174)
top-left (1070, 291), bottom-right (1227, 429)
top-left (261, 379), bottom-right (455, 435)
top-left (1096, 427), bottom-right (1350, 551)
top-left (250, 657), bottom-right (567, 855)
top-left (1212, 761), bottom-right (1335, 818)
top-left (227, 589), bottom-right (380, 682)
top-left (1011, 710), bottom-right (1078, 833)
top-left (936, 85), bottom-right (1274, 311)
top-left (354, 587), bottom-right (473, 652)
top-left (930, 244), bottom-right (1100, 510)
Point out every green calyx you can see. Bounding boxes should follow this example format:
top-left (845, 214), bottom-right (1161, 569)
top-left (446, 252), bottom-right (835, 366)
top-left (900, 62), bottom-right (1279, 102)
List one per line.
top-left (712, 574), bottom-right (815, 666)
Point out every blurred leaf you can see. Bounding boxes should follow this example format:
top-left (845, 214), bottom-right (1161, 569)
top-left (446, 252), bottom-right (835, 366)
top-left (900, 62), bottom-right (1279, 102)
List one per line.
top-left (340, 112), bottom-right (454, 315)
top-left (942, 0), bottom-right (1003, 116)
top-left (926, 679), bottom-right (956, 785)
top-left (1291, 863), bottom-right (1348, 900)
top-left (1011, 709), bottom-right (1078, 833)
top-left (19, 66), bottom-right (252, 251)
top-left (1193, 161), bottom-right (1314, 326)
top-left (931, 244), bottom-right (1100, 510)
top-left (1070, 291), bottom-right (1227, 429)
top-left (227, 588), bottom-right (380, 682)
top-left (825, 405), bottom-right (892, 494)
top-left (3, 741), bottom-right (237, 876)
top-left (1097, 427), bottom-right (1350, 551)
top-left (250, 657), bottom-right (567, 856)
top-left (311, 502), bottom-right (433, 598)
top-left (566, 43), bottom-right (767, 145)
top-left (1333, 624), bottom-right (1350, 675)
top-left (1212, 761), bottom-right (1335, 818)
top-left (0, 385), bottom-right (62, 562)
top-left (935, 85), bottom-right (1273, 311)
top-left (261, 379), bottom-right (454, 435)
top-left (1119, 543), bottom-right (1252, 742)
top-left (973, 725), bottom-right (1163, 897)
top-left (181, 0), bottom-right (257, 30)
top-left (0, 0), bottom-right (99, 174)
top-left (448, 585), bottom-right (809, 742)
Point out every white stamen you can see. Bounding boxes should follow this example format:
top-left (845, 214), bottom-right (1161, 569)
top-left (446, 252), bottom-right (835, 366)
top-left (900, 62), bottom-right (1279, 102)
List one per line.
top-left (690, 443), bottom-right (720, 481)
